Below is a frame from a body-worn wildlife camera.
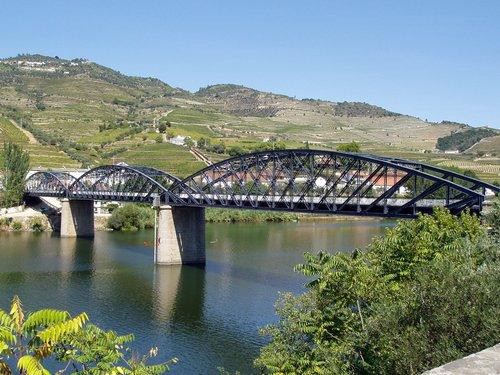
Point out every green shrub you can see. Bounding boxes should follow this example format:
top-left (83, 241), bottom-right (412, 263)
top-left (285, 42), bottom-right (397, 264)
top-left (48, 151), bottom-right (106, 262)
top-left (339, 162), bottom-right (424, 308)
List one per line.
top-left (205, 208), bottom-right (298, 223)
top-left (107, 204), bottom-right (154, 231)
top-left (364, 238), bottom-right (500, 374)
top-left (485, 198), bottom-right (500, 237)
top-left (0, 217), bottom-right (11, 228)
top-left (11, 221), bottom-right (22, 231)
top-left (105, 203), bottom-right (119, 213)
top-left (337, 141), bottom-right (361, 152)
top-left (29, 217), bottom-right (45, 232)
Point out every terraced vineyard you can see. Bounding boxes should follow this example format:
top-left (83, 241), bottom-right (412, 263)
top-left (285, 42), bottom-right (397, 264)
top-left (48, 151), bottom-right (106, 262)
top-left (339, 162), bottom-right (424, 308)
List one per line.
top-left (0, 54), bottom-right (498, 183)
top-left (117, 142), bottom-right (205, 177)
top-left (0, 116), bottom-right (78, 168)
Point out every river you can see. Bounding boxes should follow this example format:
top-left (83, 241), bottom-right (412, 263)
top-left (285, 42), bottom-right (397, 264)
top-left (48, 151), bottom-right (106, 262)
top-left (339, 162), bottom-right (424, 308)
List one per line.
top-left (0, 219), bottom-right (394, 374)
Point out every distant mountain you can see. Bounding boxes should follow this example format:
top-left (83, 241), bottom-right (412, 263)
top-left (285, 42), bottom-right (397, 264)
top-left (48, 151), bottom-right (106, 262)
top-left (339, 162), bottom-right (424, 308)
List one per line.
top-left (195, 84), bottom-right (401, 118)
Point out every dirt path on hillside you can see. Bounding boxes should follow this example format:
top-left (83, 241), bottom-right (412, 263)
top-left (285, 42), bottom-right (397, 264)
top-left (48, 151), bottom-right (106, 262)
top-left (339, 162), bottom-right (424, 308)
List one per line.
top-left (10, 119), bottom-right (38, 144)
top-left (190, 147), bottom-right (212, 166)
top-left (153, 110), bottom-right (173, 127)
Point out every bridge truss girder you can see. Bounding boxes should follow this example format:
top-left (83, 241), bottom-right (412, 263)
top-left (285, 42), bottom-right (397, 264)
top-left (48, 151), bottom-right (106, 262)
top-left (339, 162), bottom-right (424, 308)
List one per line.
top-left (24, 150), bottom-right (498, 218)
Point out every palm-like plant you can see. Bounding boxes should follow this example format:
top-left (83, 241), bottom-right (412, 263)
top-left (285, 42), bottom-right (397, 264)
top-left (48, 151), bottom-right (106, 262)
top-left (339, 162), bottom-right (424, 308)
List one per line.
top-left (0, 295), bottom-right (88, 375)
top-left (0, 296), bottom-right (176, 375)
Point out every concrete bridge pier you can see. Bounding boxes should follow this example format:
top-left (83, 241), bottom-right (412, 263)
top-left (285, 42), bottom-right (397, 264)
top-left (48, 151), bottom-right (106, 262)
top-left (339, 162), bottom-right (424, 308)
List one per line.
top-left (60, 198), bottom-right (94, 238)
top-left (154, 205), bottom-right (205, 265)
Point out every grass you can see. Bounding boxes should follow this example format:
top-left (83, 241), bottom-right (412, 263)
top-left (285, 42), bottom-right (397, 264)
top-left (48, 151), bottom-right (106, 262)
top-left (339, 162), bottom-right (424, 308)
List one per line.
top-left (165, 108), bottom-right (224, 124)
top-left (0, 116), bottom-right (78, 168)
top-left (115, 142), bottom-right (205, 177)
top-left (168, 123), bottom-right (219, 139)
top-left (32, 102), bottom-right (120, 141)
top-left (78, 128), bottom-right (135, 144)
top-left (0, 117), bottom-right (29, 142)
top-left (25, 76), bottom-right (140, 103)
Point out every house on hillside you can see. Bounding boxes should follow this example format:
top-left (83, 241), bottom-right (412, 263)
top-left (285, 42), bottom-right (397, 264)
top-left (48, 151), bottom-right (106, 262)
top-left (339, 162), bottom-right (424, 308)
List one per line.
top-left (169, 135), bottom-right (186, 146)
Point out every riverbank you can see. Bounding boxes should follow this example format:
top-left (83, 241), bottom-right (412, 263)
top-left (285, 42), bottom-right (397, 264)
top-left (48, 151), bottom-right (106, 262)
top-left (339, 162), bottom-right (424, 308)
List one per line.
top-left (204, 208), bottom-right (382, 223)
top-left (0, 204), bottom-right (383, 233)
top-left (205, 208), bottom-right (299, 223)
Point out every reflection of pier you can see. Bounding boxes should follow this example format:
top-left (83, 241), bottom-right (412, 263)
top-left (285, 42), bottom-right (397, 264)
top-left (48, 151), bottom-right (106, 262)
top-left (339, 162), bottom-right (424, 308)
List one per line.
top-left (153, 265), bottom-right (206, 323)
top-left (24, 150), bottom-right (499, 265)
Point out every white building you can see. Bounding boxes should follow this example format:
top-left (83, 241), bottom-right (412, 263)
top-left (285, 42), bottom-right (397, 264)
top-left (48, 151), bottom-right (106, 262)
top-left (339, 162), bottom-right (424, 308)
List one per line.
top-left (169, 135), bottom-right (186, 146)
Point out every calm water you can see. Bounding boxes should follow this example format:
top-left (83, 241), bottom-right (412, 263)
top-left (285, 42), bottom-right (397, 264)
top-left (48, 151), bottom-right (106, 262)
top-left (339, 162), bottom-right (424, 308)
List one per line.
top-left (0, 220), bottom-right (393, 374)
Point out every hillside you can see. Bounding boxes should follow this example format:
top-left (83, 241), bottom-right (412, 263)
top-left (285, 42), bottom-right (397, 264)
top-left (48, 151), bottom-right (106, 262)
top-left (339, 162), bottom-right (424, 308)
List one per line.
top-left (0, 53), bottom-right (498, 181)
top-left (436, 127), bottom-right (498, 152)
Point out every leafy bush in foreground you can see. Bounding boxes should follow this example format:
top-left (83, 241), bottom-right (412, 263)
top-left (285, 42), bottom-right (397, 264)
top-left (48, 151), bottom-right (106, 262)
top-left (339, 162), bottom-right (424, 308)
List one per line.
top-left (255, 208), bottom-right (500, 374)
top-left (0, 296), bottom-right (176, 374)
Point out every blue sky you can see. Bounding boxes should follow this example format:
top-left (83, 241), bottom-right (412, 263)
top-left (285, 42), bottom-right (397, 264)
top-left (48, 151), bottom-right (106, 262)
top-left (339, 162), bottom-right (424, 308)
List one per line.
top-left (1, 0), bottom-right (499, 127)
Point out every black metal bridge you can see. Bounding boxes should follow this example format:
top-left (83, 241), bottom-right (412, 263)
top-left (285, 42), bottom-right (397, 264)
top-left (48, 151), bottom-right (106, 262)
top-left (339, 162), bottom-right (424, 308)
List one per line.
top-left (24, 150), bottom-right (499, 218)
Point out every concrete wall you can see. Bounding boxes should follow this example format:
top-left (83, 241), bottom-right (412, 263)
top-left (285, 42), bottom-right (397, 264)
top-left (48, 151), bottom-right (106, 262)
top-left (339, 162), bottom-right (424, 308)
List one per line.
top-left (155, 205), bottom-right (205, 265)
top-left (60, 199), bottom-right (94, 237)
top-left (423, 343), bottom-right (500, 375)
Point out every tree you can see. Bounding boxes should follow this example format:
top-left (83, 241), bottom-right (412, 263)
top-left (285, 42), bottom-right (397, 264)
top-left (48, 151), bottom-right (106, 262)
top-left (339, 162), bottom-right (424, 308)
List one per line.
top-left (212, 142), bottom-right (226, 154)
top-left (255, 208), bottom-right (497, 374)
top-left (107, 204), bottom-right (154, 231)
top-left (228, 146), bottom-right (245, 157)
top-left (158, 123), bottom-right (167, 133)
top-left (337, 141), bottom-right (361, 153)
top-left (2, 142), bottom-right (30, 207)
top-left (197, 137), bottom-right (210, 150)
top-left (0, 296), bottom-right (176, 374)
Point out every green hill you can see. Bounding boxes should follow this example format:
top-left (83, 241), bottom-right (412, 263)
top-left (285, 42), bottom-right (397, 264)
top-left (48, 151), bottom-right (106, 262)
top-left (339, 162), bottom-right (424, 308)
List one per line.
top-left (1, 53), bottom-right (498, 181)
top-left (436, 128), bottom-right (498, 152)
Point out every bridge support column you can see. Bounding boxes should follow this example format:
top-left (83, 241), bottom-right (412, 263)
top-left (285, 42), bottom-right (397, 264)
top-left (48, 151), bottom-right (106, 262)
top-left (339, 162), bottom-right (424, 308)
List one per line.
top-left (154, 205), bottom-right (205, 265)
top-left (60, 199), bottom-right (94, 238)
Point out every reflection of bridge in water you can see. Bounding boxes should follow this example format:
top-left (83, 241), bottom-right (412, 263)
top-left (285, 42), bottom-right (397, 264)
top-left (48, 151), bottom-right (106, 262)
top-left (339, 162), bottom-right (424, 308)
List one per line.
top-left (24, 150), bottom-right (499, 265)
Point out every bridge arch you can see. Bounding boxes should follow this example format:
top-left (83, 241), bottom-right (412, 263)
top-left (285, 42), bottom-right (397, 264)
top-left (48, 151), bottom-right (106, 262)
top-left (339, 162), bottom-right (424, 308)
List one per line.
top-left (67, 165), bottom-right (188, 204)
top-left (177, 149), bottom-right (487, 217)
top-left (25, 171), bottom-right (79, 197)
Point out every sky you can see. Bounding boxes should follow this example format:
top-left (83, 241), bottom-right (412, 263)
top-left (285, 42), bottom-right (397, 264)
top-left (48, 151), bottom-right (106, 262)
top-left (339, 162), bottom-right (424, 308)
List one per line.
top-left (1, 0), bottom-right (499, 128)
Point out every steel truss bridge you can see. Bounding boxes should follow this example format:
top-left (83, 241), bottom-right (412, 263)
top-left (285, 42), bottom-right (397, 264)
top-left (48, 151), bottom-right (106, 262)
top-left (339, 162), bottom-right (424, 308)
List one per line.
top-left (25, 150), bottom-right (499, 218)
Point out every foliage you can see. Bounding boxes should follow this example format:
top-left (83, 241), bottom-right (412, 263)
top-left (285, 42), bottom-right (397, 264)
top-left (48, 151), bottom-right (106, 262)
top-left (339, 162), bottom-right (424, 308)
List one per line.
top-left (436, 128), bottom-right (497, 152)
top-left (337, 141), bottom-right (361, 153)
top-left (11, 221), bottom-right (22, 231)
top-left (2, 142), bottom-right (30, 207)
top-left (367, 208), bottom-right (484, 286)
top-left (0, 295), bottom-right (88, 375)
top-left (255, 208), bottom-right (498, 374)
top-left (56, 324), bottom-right (177, 374)
top-left (107, 204), bottom-right (154, 231)
top-left (364, 239), bottom-right (500, 374)
top-left (29, 217), bottom-right (45, 232)
top-left (205, 208), bottom-right (298, 223)
top-left (158, 122), bottom-right (167, 133)
top-left (0, 217), bottom-right (12, 229)
top-left (485, 198), bottom-right (500, 237)
top-left (332, 102), bottom-right (400, 117)
top-left (0, 296), bottom-right (176, 374)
